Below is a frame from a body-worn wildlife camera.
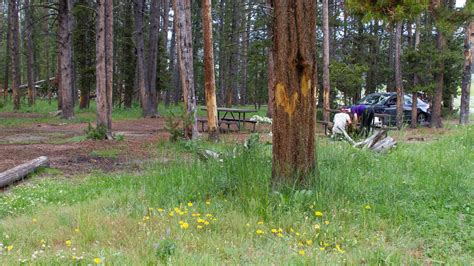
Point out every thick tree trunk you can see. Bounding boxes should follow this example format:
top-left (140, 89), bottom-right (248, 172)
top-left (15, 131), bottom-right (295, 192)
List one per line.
top-left (174, 0), bottom-right (198, 139)
top-left (460, 22), bottom-right (473, 125)
top-left (9, 0), bottom-right (20, 110)
top-left (395, 21), bottom-right (404, 129)
top-left (147, 0), bottom-right (160, 113)
top-left (134, 0), bottom-right (153, 117)
top-left (431, 29), bottom-right (445, 128)
top-left (202, 0), bottom-right (219, 141)
top-left (25, 0), bottom-right (35, 106)
top-left (411, 19), bottom-right (421, 129)
top-left (271, 0), bottom-right (317, 186)
top-left (322, 0), bottom-right (330, 122)
top-left (43, 6), bottom-right (52, 105)
top-left (123, 3), bottom-right (135, 109)
top-left (58, 0), bottom-right (74, 119)
top-left (96, 0), bottom-right (114, 137)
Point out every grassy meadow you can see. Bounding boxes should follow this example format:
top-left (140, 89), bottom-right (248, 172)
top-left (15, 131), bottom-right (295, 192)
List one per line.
top-left (0, 121), bottom-right (472, 264)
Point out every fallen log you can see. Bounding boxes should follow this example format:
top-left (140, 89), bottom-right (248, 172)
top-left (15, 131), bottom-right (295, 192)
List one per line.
top-left (0, 156), bottom-right (48, 188)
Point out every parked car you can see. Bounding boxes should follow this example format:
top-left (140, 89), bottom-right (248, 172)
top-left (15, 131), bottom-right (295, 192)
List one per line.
top-left (350, 92), bottom-right (431, 126)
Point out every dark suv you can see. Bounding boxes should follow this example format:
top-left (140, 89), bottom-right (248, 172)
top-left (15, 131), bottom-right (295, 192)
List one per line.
top-left (352, 92), bottom-right (431, 125)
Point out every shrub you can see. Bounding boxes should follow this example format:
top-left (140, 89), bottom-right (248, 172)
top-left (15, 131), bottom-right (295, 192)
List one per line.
top-left (85, 123), bottom-right (108, 140)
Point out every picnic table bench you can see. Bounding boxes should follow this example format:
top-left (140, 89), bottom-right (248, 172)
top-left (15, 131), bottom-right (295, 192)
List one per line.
top-left (199, 107), bottom-right (258, 132)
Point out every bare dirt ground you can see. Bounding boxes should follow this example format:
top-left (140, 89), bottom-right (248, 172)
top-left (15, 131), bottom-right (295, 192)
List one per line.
top-left (0, 112), bottom-right (463, 174)
top-left (0, 116), bottom-right (171, 173)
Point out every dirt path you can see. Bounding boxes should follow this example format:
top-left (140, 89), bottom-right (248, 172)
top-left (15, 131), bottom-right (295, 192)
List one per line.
top-left (0, 117), bottom-right (170, 174)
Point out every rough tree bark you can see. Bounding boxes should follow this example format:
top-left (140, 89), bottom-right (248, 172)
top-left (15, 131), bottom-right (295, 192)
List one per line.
top-left (25, 0), bottom-right (35, 106)
top-left (322, 0), bottom-right (331, 122)
top-left (266, 0), bottom-right (275, 118)
top-left (460, 21), bottom-right (473, 125)
top-left (271, 0), bottom-right (317, 186)
top-left (58, 0), bottom-right (74, 119)
top-left (395, 21), bottom-right (404, 129)
top-left (9, 0), bottom-right (20, 110)
top-left (134, 0), bottom-right (157, 117)
top-left (3, 0), bottom-right (11, 102)
top-left (174, 0), bottom-right (198, 139)
top-left (411, 18), bottom-right (421, 129)
top-left (431, 28), bottom-right (445, 128)
top-left (96, 0), bottom-right (114, 138)
top-left (202, 0), bottom-right (219, 141)
top-left (147, 0), bottom-right (160, 113)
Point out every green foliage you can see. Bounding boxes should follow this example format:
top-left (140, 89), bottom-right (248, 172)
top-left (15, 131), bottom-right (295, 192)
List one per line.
top-left (347, 0), bottom-right (428, 21)
top-left (155, 239), bottom-right (177, 261)
top-left (84, 123), bottom-right (108, 140)
top-left (330, 60), bottom-right (368, 100)
top-left (164, 112), bottom-right (185, 142)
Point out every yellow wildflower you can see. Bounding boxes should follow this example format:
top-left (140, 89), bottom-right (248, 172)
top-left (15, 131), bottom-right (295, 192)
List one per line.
top-left (197, 218), bottom-right (205, 223)
top-left (174, 207), bottom-right (180, 212)
top-left (298, 250), bottom-right (305, 256)
top-left (324, 220), bottom-right (330, 225)
top-left (271, 228), bottom-right (278, 233)
top-left (74, 228), bottom-right (80, 233)
top-left (365, 205), bottom-right (371, 210)
top-left (314, 211), bottom-right (323, 217)
top-left (257, 221), bottom-right (264, 225)
top-left (297, 242), bottom-right (304, 247)
top-left (143, 216), bottom-right (150, 221)
top-left (320, 247), bottom-right (325, 251)
top-left (72, 256), bottom-right (77, 260)
top-left (157, 208), bottom-right (164, 212)
top-left (7, 245), bottom-right (13, 251)
top-left (306, 240), bottom-right (313, 246)
top-left (148, 207), bottom-right (154, 211)
top-left (314, 224), bottom-right (321, 230)
top-left (278, 228), bottom-right (283, 233)
top-left (204, 221), bottom-right (210, 225)
top-left (197, 225), bottom-right (203, 229)
top-left (206, 201), bottom-right (211, 205)
top-left (180, 222), bottom-right (189, 229)
top-left (256, 229), bottom-right (265, 235)
top-left (65, 240), bottom-right (72, 247)
top-left (187, 202), bottom-right (193, 207)
top-left (192, 213), bottom-right (201, 217)
top-left (206, 213), bottom-right (213, 217)
top-left (277, 233), bottom-right (283, 237)
top-left (336, 244), bottom-right (345, 253)
top-left (40, 239), bottom-right (46, 245)
top-left (169, 211), bottom-right (175, 217)
top-left (94, 257), bottom-right (102, 264)
top-left (32, 218), bottom-right (37, 223)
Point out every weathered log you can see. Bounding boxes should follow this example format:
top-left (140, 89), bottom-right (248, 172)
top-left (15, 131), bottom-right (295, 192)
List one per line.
top-left (0, 156), bottom-right (48, 188)
top-left (353, 129), bottom-right (388, 149)
top-left (371, 137), bottom-right (397, 153)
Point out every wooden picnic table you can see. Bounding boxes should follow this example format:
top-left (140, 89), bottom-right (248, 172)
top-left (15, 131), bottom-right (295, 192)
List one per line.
top-left (201, 107), bottom-right (258, 131)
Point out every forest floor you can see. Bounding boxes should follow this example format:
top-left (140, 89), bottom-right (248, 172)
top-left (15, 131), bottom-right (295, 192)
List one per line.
top-left (0, 101), bottom-right (472, 264)
top-left (0, 110), bottom-right (459, 174)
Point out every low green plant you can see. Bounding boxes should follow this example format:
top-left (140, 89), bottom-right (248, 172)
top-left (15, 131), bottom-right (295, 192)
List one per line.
top-left (155, 239), bottom-right (177, 261)
top-left (84, 123), bottom-right (108, 140)
top-left (164, 112), bottom-right (184, 142)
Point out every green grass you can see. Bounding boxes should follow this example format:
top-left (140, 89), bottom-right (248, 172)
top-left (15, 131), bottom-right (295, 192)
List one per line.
top-left (89, 149), bottom-right (121, 159)
top-left (0, 127), bottom-right (472, 264)
top-left (0, 99), bottom-right (269, 127)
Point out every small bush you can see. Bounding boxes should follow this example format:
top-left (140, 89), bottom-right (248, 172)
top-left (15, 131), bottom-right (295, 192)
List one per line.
top-left (155, 239), bottom-right (177, 261)
top-left (85, 123), bottom-right (108, 140)
top-left (164, 112), bottom-right (184, 142)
